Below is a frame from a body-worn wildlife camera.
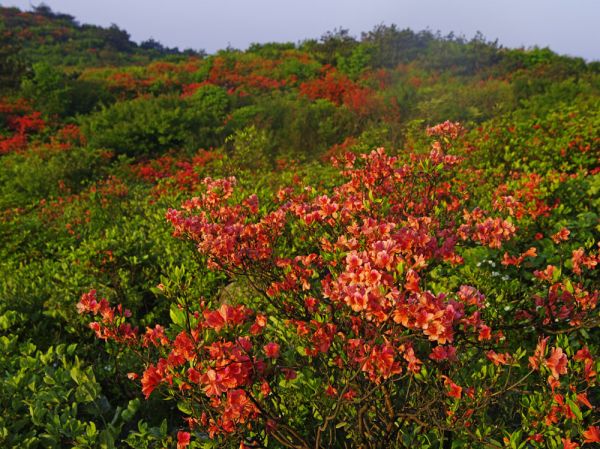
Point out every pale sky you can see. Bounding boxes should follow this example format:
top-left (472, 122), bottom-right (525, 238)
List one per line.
top-left (2, 0), bottom-right (599, 60)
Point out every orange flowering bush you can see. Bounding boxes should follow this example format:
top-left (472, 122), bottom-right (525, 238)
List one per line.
top-left (79, 125), bottom-right (598, 449)
top-left (0, 98), bottom-right (45, 154)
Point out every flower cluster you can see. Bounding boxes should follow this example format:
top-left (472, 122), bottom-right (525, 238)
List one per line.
top-left (77, 289), bottom-right (138, 344)
top-left (79, 124), bottom-right (598, 448)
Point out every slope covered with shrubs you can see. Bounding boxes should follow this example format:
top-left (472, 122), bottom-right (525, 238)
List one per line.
top-left (0, 5), bottom-right (598, 449)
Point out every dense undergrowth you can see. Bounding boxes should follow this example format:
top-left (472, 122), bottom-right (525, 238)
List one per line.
top-left (0, 5), bottom-right (599, 449)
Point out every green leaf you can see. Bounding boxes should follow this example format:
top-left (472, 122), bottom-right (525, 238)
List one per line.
top-left (566, 398), bottom-right (582, 420)
top-left (86, 421), bottom-right (97, 438)
top-left (98, 429), bottom-right (115, 449)
top-left (564, 279), bottom-right (574, 294)
top-left (177, 400), bottom-right (192, 415)
top-left (121, 399), bottom-right (140, 422)
top-left (169, 305), bottom-right (187, 328)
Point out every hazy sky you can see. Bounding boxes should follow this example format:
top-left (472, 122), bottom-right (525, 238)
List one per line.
top-left (2, 0), bottom-right (599, 60)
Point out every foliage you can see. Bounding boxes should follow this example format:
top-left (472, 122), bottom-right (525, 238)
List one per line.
top-left (0, 4), bottom-right (599, 449)
top-left (80, 125), bottom-right (599, 449)
top-left (0, 5), bottom-right (199, 67)
top-left (0, 338), bottom-right (139, 449)
top-left (81, 91), bottom-right (229, 156)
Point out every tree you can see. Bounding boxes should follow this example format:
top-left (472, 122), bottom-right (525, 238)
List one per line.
top-left (0, 38), bottom-right (27, 93)
top-left (21, 62), bottom-right (71, 117)
top-left (361, 25), bottom-right (432, 67)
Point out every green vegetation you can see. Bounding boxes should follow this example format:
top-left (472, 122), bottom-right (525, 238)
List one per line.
top-left (0, 4), bottom-right (598, 449)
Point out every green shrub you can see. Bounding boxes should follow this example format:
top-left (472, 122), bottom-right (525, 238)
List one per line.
top-left (82, 90), bottom-right (230, 157)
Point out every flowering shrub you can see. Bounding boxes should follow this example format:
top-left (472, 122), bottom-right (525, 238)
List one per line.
top-left (0, 98), bottom-right (45, 154)
top-left (79, 126), bottom-right (599, 448)
top-left (300, 66), bottom-right (379, 116)
top-left (1, 11), bottom-right (599, 448)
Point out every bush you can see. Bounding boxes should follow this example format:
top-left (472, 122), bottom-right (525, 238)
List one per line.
top-left (0, 146), bottom-right (109, 209)
top-left (79, 126), bottom-right (599, 448)
top-left (82, 90), bottom-right (229, 157)
top-left (0, 339), bottom-right (139, 449)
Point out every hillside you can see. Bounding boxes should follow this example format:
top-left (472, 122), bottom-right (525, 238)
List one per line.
top-left (0, 5), bottom-right (598, 449)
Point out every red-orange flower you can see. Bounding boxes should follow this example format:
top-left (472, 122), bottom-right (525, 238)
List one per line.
top-left (545, 347), bottom-right (568, 379)
top-left (264, 342), bottom-right (280, 359)
top-left (441, 375), bottom-right (462, 399)
top-left (561, 437), bottom-right (579, 449)
top-left (582, 426), bottom-right (600, 444)
top-left (141, 364), bottom-right (163, 399)
top-left (177, 431), bottom-right (191, 449)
